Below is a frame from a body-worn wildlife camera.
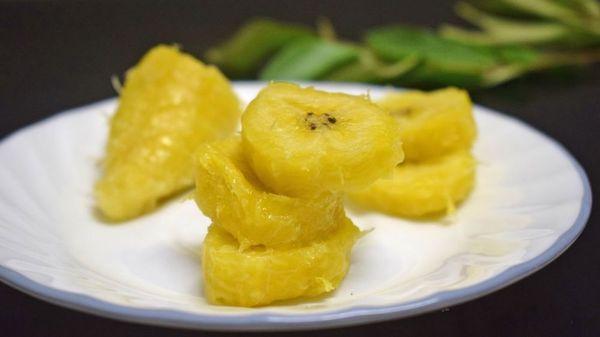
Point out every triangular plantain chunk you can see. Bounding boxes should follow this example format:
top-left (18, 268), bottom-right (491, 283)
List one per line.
top-left (95, 45), bottom-right (240, 221)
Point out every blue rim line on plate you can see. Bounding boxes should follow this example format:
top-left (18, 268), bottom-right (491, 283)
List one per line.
top-left (0, 83), bottom-right (593, 331)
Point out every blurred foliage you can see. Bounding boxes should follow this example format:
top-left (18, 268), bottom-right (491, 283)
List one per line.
top-left (205, 0), bottom-right (600, 89)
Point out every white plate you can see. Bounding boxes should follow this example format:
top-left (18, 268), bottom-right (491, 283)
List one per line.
top-left (0, 82), bottom-right (591, 331)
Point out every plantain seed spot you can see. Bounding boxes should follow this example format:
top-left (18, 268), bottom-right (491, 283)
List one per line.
top-left (305, 111), bottom-right (336, 130)
top-left (394, 108), bottom-right (413, 116)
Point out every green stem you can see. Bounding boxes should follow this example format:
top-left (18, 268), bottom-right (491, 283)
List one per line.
top-left (502, 0), bottom-right (600, 35)
top-left (482, 48), bottom-right (600, 86)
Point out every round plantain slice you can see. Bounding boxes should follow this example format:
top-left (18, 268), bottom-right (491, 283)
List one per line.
top-left (241, 82), bottom-right (403, 197)
top-left (377, 87), bottom-right (476, 162)
top-left (194, 136), bottom-right (344, 249)
top-left (349, 150), bottom-right (476, 218)
top-left (202, 216), bottom-right (360, 307)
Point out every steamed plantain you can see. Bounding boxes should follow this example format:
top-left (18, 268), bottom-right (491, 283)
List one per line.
top-left (95, 45), bottom-right (240, 221)
top-left (194, 137), bottom-right (344, 249)
top-left (241, 82), bottom-right (403, 197)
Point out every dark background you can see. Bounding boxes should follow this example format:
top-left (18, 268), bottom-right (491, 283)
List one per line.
top-left (1, 1), bottom-right (599, 336)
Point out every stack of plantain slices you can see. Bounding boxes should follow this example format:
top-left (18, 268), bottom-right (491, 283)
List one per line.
top-left (349, 87), bottom-right (478, 218)
top-left (194, 83), bottom-right (404, 307)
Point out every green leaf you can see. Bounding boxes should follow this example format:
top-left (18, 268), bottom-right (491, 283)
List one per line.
top-left (396, 64), bottom-right (490, 88)
top-left (366, 25), bottom-right (503, 87)
top-left (366, 26), bottom-right (499, 74)
top-left (259, 38), bottom-right (360, 80)
top-left (325, 49), bottom-right (420, 83)
top-left (496, 45), bottom-right (540, 64)
top-left (365, 25), bottom-right (559, 87)
top-left (205, 18), bottom-right (313, 78)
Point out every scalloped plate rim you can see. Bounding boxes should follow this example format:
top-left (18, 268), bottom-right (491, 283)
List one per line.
top-left (0, 81), bottom-right (592, 331)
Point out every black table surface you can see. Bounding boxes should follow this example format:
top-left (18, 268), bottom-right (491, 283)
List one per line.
top-left (1, 1), bottom-right (599, 336)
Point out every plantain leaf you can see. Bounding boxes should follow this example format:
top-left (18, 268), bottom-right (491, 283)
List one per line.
top-left (366, 26), bottom-right (499, 74)
top-left (366, 26), bottom-right (504, 87)
top-left (203, 12), bottom-right (600, 89)
top-left (205, 18), bottom-right (313, 78)
top-left (325, 49), bottom-right (420, 83)
top-left (259, 37), bottom-right (360, 80)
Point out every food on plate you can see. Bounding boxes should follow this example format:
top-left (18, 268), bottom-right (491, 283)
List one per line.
top-left (377, 87), bottom-right (476, 162)
top-left (349, 150), bottom-right (476, 217)
top-left (94, 42), bottom-right (479, 307)
top-left (351, 87), bottom-right (478, 217)
top-left (198, 83), bottom-right (407, 306)
top-left (95, 45), bottom-right (240, 221)
top-left (202, 216), bottom-right (360, 307)
top-left (194, 137), bottom-right (344, 249)
top-left (241, 82), bottom-right (404, 197)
